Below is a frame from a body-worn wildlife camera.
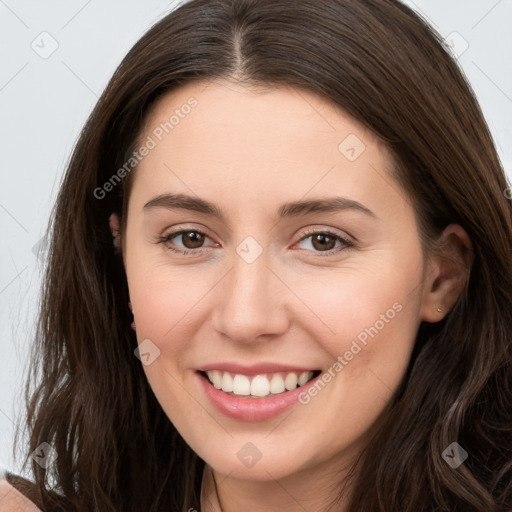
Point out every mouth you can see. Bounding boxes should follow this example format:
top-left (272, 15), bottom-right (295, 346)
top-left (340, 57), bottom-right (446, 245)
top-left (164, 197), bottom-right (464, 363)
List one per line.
top-left (198, 369), bottom-right (322, 399)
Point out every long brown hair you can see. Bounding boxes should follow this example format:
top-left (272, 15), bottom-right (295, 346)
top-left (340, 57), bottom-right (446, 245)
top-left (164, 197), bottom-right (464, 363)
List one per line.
top-left (17, 0), bottom-right (512, 510)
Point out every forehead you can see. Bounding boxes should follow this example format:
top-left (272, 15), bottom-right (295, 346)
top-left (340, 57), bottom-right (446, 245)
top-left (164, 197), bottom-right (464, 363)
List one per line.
top-left (141, 79), bottom-right (374, 151)
top-left (129, 80), bottom-right (406, 221)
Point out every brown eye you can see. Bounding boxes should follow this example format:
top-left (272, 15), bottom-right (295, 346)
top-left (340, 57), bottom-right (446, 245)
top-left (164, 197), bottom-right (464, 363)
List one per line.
top-left (179, 231), bottom-right (205, 249)
top-left (159, 228), bottom-right (216, 255)
top-left (295, 230), bottom-right (354, 256)
top-left (310, 233), bottom-right (336, 251)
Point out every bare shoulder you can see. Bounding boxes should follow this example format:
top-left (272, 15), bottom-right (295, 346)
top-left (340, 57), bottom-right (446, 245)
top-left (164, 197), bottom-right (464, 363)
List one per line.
top-left (0, 477), bottom-right (42, 511)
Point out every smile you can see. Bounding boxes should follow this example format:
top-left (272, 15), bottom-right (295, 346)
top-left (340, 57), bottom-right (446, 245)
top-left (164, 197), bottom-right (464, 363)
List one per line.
top-left (203, 370), bottom-right (320, 398)
top-left (196, 363), bottom-right (323, 421)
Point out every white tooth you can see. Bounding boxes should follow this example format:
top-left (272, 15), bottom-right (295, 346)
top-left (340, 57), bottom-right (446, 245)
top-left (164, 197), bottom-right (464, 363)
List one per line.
top-left (298, 371), bottom-right (313, 386)
top-left (206, 370), bottom-right (218, 387)
top-left (284, 372), bottom-right (298, 391)
top-left (211, 370), bottom-right (222, 389)
top-left (221, 372), bottom-right (233, 392)
top-left (251, 375), bottom-right (270, 397)
top-left (232, 374), bottom-right (251, 395)
top-left (269, 374), bottom-right (285, 394)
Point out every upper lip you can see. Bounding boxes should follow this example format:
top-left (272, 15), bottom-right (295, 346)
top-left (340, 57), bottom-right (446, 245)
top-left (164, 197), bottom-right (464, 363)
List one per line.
top-left (197, 362), bottom-right (319, 376)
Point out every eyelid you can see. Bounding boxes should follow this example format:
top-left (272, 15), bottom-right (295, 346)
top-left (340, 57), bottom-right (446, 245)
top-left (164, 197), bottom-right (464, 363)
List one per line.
top-left (160, 223), bottom-right (215, 240)
top-left (295, 226), bottom-right (354, 243)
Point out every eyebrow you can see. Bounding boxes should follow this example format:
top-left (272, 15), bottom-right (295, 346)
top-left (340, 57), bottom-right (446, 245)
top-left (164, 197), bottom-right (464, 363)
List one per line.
top-left (143, 193), bottom-right (376, 219)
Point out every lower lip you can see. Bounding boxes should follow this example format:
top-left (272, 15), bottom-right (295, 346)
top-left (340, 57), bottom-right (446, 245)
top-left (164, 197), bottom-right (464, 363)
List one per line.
top-left (197, 372), bottom-right (320, 422)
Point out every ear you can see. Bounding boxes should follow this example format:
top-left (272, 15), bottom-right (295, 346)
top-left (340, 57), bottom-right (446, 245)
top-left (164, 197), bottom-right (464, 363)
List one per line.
top-left (420, 224), bottom-right (473, 323)
top-left (108, 213), bottom-right (122, 254)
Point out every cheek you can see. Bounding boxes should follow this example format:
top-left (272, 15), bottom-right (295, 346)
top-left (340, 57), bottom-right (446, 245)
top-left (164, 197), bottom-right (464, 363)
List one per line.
top-left (126, 270), bottom-right (212, 430)
top-left (290, 253), bottom-right (424, 411)
top-left (285, 275), bottom-right (421, 469)
top-left (128, 267), bottom-right (214, 353)
top-left (291, 255), bottom-right (422, 352)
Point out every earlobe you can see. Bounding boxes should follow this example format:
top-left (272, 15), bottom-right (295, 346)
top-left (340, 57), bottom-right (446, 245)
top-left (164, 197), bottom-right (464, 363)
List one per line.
top-left (420, 224), bottom-right (473, 323)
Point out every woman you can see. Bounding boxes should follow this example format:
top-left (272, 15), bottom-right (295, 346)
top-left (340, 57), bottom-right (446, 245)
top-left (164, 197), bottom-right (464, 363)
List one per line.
top-left (1, 0), bottom-right (511, 510)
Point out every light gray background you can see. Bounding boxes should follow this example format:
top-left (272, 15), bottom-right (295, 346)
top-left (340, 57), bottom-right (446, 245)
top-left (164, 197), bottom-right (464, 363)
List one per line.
top-left (1, 0), bottom-right (511, 476)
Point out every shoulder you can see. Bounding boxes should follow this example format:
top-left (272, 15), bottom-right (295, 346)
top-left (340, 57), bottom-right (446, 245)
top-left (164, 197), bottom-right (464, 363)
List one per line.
top-left (0, 471), bottom-right (42, 511)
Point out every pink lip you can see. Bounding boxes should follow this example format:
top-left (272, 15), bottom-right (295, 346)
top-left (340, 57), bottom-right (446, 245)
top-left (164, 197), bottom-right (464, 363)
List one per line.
top-left (197, 361), bottom-right (317, 376)
top-left (196, 370), bottom-right (321, 422)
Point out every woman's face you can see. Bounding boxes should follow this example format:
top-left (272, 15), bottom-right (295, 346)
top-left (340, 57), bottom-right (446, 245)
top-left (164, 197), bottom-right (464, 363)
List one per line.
top-left (123, 80), bottom-right (431, 482)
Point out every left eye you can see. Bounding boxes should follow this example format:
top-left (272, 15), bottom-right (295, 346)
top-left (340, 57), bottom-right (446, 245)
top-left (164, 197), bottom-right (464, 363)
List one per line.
top-left (295, 231), bottom-right (352, 253)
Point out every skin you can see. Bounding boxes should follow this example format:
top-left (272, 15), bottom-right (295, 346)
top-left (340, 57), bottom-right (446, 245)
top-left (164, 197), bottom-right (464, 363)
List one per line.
top-left (119, 80), bottom-right (472, 511)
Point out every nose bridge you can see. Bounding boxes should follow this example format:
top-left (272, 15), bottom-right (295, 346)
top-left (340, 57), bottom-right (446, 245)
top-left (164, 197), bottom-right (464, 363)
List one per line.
top-left (212, 245), bottom-right (288, 343)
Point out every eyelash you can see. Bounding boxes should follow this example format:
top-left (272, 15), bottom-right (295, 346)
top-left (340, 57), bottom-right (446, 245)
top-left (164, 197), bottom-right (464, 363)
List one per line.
top-left (157, 227), bottom-right (354, 257)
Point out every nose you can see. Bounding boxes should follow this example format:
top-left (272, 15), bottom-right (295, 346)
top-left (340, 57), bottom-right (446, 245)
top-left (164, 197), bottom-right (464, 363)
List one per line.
top-left (211, 250), bottom-right (290, 345)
